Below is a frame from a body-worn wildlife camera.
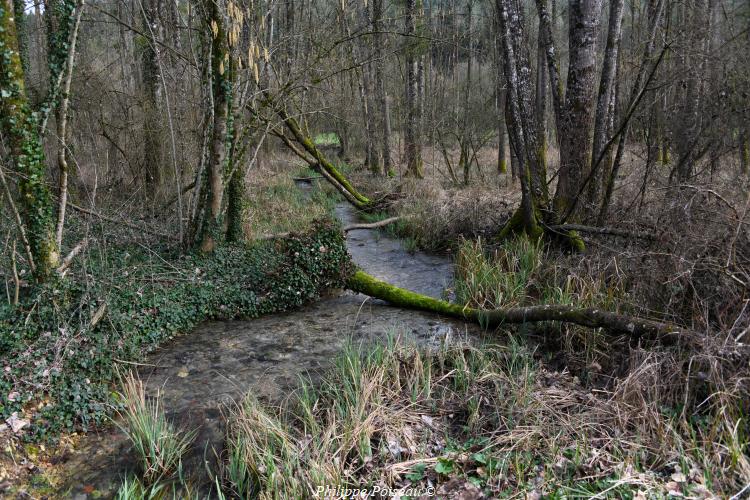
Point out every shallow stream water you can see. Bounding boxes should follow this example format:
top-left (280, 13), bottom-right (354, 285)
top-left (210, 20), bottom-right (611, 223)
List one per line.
top-left (61, 186), bottom-right (480, 498)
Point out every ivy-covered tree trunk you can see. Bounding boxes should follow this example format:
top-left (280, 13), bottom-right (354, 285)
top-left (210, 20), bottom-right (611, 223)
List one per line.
top-left (141, 0), bottom-right (164, 194)
top-left (0, 0), bottom-right (60, 280)
top-left (225, 65), bottom-right (242, 243)
top-left (12, 0), bottom-right (26, 71)
top-left (198, 0), bottom-right (230, 253)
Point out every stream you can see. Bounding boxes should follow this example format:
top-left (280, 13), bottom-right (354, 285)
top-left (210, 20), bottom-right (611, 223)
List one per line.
top-left (60, 188), bottom-right (481, 498)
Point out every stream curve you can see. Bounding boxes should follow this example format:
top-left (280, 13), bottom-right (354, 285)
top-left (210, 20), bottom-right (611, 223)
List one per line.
top-left (60, 195), bottom-right (480, 497)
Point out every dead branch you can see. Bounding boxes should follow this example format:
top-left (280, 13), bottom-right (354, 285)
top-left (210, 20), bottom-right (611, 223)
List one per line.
top-left (548, 224), bottom-right (658, 240)
top-left (57, 239), bottom-right (90, 274)
top-left (343, 216), bottom-right (401, 232)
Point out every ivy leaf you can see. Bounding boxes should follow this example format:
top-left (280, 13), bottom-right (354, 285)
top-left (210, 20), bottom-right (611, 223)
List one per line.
top-left (434, 457), bottom-right (455, 475)
top-left (406, 463), bottom-right (426, 482)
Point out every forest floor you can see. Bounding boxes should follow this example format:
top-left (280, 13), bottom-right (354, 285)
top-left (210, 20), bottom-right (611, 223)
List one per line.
top-left (2, 146), bottom-right (749, 498)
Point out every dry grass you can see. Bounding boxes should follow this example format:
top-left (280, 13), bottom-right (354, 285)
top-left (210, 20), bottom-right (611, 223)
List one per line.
top-left (346, 143), bottom-right (750, 497)
top-left (214, 333), bottom-right (731, 498)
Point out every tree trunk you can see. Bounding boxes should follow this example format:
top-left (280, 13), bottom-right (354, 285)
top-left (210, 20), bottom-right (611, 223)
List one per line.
top-left (142, 0), bottom-right (163, 194)
top-left (373, 0), bottom-right (392, 174)
top-left (0, 0), bottom-right (60, 280)
top-left (551, 0), bottom-right (603, 220)
top-left (348, 270), bottom-right (695, 346)
top-left (199, 0), bottom-right (230, 253)
top-left (494, 24), bottom-right (507, 175)
top-left (496, 0), bottom-right (545, 239)
top-left (589, 0), bottom-right (624, 210)
top-left (53, 0), bottom-right (84, 249)
top-left (404, 0), bottom-right (424, 178)
top-left (599, 0), bottom-right (664, 222)
top-left (534, 20), bottom-right (547, 168)
top-left (672, 0), bottom-right (709, 182)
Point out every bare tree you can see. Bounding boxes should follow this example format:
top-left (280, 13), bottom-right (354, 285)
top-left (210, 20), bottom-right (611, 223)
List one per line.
top-left (404, 0), bottom-right (424, 178)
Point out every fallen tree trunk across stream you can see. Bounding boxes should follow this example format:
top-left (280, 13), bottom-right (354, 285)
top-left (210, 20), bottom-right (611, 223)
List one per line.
top-left (348, 270), bottom-right (697, 346)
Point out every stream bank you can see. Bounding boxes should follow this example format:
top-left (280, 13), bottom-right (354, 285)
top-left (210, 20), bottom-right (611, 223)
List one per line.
top-left (59, 197), bottom-right (481, 497)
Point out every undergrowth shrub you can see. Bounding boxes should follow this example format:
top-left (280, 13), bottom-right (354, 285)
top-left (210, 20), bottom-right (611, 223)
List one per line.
top-left (0, 222), bottom-right (351, 440)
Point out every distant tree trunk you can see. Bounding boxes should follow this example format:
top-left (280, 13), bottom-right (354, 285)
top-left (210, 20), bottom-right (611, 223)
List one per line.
top-left (199, 0), bottom-right (230, 253)
top-left (494, 26), bottom-right (507, 175)
top-left (142, 0), bottom-right (163, 194)
top-left (404, 0), bottom-right (424, 178)
top-left (117, 0), bottom-right (136, 94)
top-left (373, 0), bottom-right (392, 174)
top-left (589, 0), bottom-right (623, 209)
top-left (345, 3), bottom-right (377, 171)
top-left (551, 0), bottom-right (603, 220)
top-left (0, 0), bottom-right (60, 280)
top-left (534, 19), bottom-right (547, 167)
top-left (497, 84), bottom-right (508, 176)
top-left (672, 0), bottom-right (709, 182)
top-left (461, 0), bottom-right (473, 185)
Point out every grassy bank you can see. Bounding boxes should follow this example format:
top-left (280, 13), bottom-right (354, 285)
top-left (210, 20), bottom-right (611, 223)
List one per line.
top-left (116, 332), bottom-right (730, 498)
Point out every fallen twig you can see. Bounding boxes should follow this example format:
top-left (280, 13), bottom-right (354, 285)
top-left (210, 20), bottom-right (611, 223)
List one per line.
top-left (548, 224), bottom-right (658, 241)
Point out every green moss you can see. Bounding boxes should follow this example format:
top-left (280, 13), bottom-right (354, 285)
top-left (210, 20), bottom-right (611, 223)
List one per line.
top-left (348, 270), bottom-right (474, 320)
top-left (498, 158), bottom-right (508, 175)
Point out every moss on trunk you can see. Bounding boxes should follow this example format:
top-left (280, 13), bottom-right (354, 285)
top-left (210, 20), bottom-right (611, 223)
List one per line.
top-left (279, 109), bottom-right (372, 207)
top-left (348, 270), bottom-right (690, 344)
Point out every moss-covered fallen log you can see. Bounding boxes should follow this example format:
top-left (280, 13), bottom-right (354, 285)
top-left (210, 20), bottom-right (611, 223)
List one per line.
top-left (276, 107), bottom-right (373, 209)
top-left (348, 270), bottom-right (697, 345)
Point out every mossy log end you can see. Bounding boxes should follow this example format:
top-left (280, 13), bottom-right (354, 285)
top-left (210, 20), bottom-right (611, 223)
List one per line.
top-left (278, 108), bottom-right (372, 207)
top-left (347, 270), bottom-right (696, 346)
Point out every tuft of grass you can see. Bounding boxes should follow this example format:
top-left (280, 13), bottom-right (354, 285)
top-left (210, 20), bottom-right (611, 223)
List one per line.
top-left (313, 132), bottom-right (340, 147)
top-left (454, 236), bottom-right (542, 309)
top-left (115, 372), bottom-right (196, 486)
